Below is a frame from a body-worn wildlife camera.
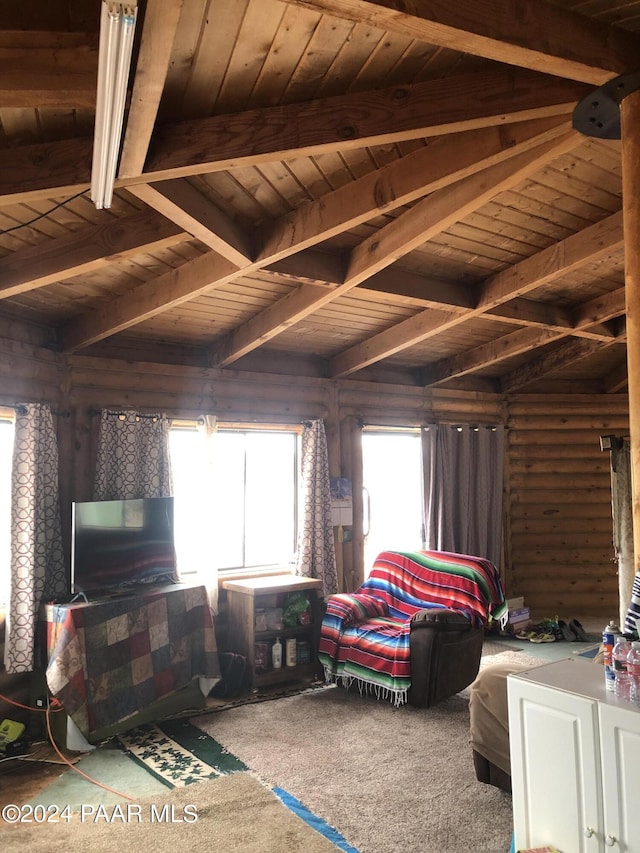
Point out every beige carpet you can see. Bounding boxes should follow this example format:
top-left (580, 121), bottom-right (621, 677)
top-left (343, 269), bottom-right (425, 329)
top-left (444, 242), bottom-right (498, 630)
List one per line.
top-left (193, 649), bottom-right (546, 853)
top-left (0, 771), bottom-right (342, 852)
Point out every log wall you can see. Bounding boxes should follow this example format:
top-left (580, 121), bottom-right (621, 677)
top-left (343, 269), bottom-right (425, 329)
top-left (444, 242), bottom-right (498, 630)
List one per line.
top-left (0, 340), bottom-right (627, 620)
top-left (505, 395), bottom-right (628, 619)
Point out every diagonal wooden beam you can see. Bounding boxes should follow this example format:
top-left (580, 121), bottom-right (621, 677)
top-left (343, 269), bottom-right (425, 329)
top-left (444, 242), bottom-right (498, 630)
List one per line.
top-left (328, 206), bottom-right (625, 378)
top-left (571, 287), bottom-right (625, 327)
top-left (129, 179), bottom-right (255, 266)
top-left (144, 68), bottom-right (586, 181)
top-left (257, 116), bottom-right (570, 262)
top-left (0, 69), bottom-right (586, 205)
top-left (477, 211), bottom-right (624, 311)
top-left (60, 119), bottom-right (566, 353)
top-left (214, 125), bottom-right (576, 367)
top-left (0, 210), bottom-right (187, 300)
top-left (61, 250), bottom-right (242, 352)
top-left (500, 336), bottom-right (622, 392)
top-left (118, 0), bottom-right (184, 179)
top-left (279, 0), bottom-right (640, 85)
top-left (328, 132), bottom-right (582, 376)
top-left (424, 286), bottom-right (627, 386)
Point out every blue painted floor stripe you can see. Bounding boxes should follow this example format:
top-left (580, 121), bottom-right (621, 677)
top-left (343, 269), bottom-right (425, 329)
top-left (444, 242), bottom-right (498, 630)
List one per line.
top-left (273, 786), bottom-right (360, 852)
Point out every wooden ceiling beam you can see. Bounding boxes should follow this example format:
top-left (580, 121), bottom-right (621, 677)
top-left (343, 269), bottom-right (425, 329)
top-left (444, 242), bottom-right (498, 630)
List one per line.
top-left (61, 118), bottom-right (564, 356)
top-left (0, 69), bottom-right (585, 204)
top-left (61, 250), bottom-right (242, 352)
top-left (280, 0), bottom-right (640, 85)
top-left (0, 41), bottom-right (97, 109)
top-left (425, 288), bottom-right (627, 387)
top-left (143, 68), bottom-right (586, 182)
top-left (118, 0), bottom-right (184, 180)
top-left (257, 116), bottom-right (570, 262)
top-left (129, 179), bottom-right (255, 266)
top-left (478, 211), bottom-right (624, 311)
top-left (329, 204), bottom-right (623, 378)
top-left (343, 134), bottom-right (580, 289)
top-left (500, 336), bottom-right (621, 393)
top-left (214, 130), bottom-right (579, 368)
top-left (427, 326), bottom-right (567, 386)
top-left (0, 210), bottom-right (187, 300)
top-left (328, 132), bottom-right (582, 377)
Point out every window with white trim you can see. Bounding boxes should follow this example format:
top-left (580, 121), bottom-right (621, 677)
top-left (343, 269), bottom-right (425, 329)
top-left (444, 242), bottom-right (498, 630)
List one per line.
top-left (169, 424), bottom-right (300, 577)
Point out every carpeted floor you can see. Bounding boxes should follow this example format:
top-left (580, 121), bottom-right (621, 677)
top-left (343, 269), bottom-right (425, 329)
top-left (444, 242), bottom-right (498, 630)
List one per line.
top-left (9, 646), bottom-right (553, 852)
top-left (193, 651), bottom-right (544, 853)
top-left (1, 771), bottom-right (350, 853)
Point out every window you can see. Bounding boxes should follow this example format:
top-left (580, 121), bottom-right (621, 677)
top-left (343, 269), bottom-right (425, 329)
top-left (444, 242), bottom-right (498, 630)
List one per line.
top-left (0, 414), bottom-right (15, 605)
top-left (362, 429), bottom-right (424, 574)
top-left (169, 425), bottom-right (300, 575)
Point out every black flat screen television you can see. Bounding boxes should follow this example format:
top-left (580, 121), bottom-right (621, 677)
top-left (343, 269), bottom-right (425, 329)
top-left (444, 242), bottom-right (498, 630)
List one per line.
top-left (71, 497), bottom-right (180, 595)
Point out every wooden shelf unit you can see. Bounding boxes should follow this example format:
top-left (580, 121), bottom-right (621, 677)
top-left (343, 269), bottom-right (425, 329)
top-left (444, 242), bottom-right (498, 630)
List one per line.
top-left (222, 575), bottom-right (323, 689)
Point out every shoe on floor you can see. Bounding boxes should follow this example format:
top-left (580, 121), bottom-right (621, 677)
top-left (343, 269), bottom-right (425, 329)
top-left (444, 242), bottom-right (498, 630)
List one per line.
top-left (530, 632), bottom-right (556, 643)
top-left (557, 619), bottom-right (576, 641)
top-left (569, 619), bottom-right (589, 641)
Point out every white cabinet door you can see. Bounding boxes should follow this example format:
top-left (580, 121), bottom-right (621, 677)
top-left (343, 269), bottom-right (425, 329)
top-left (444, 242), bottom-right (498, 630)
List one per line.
top-left (599, 702), bottom-right (640, 853)
top-left (509, 679), bottom-right (603, 853)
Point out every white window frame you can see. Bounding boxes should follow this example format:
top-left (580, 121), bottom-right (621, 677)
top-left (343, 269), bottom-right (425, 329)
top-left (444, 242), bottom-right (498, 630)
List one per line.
top-left (169, 420), bottom-right (301, 580)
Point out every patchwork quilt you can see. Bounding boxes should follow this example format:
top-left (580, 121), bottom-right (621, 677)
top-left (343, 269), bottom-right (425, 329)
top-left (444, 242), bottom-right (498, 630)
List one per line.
top-left (319, 550), bottom-right (507, 706)
top-left (45, 584), bottom-right (220, 738)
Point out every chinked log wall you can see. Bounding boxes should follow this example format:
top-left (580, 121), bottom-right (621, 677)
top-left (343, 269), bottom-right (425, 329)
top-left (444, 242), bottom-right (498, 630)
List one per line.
top-left (504, 395), bottom-right (628, 619)
top-left (0, 334), bottom-right (626, 618)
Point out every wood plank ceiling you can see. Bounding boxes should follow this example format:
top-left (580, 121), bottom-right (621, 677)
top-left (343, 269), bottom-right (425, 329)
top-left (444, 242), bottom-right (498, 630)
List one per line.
top-left (0, 0), bottom-right (637, 394)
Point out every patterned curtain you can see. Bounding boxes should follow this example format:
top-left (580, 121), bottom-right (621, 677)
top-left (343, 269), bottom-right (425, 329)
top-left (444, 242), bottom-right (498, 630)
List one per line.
top-left (422, 423), bottom-right (504, 569)
top-left (295, 420), bottom-right (338, 597)
top-left (5, 403), bottom-right (66, 673)
top-left (93, 410), bottom-right (173, 500)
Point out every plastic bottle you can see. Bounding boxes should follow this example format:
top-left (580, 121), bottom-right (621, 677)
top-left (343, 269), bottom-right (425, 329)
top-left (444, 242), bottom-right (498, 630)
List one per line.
top-left (603, 620), bottom-right (619, 692)
top-left (613, 635), bottom-right (631, 701)
top-left (272, 637), bottom-right (282, 669)
top-left (627, 641), bottom-right (640, 706)
top-left (285, 637), bottom-right (297, 667)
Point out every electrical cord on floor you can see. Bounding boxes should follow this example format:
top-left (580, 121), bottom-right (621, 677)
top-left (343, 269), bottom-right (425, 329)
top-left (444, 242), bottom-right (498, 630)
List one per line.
top-left (0, 690), bottom-right (135, 801)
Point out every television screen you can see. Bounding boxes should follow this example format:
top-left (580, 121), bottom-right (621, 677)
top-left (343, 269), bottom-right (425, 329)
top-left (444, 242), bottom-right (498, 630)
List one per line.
top-left (71, 497), bottom-right (179, 595)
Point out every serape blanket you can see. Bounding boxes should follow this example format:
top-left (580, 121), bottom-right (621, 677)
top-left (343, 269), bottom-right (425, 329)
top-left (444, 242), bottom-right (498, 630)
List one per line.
top-left (45, 583), bottom-right (220, 738)
top-left (319, 550), bottom-right (507, 706)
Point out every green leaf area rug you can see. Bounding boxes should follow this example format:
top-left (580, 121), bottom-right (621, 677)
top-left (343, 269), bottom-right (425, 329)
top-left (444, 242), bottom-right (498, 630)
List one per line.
top-left (117, 718), bottom-right (247, 788)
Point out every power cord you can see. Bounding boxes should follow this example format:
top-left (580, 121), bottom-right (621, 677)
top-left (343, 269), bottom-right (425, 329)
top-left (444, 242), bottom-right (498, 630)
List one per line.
top-left (0, 690), bottom-right (135, 801)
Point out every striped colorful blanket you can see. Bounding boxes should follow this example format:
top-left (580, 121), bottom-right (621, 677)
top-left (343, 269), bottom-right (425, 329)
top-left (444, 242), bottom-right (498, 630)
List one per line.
top-left (319, 550), bottom-right (507, 706)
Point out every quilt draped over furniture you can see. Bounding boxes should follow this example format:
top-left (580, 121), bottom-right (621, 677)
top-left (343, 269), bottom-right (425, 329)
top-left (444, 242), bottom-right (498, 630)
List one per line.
top-left (319, 550), bottom-right (507, 707)
top-left (45, 584), bottom-right (220, 739)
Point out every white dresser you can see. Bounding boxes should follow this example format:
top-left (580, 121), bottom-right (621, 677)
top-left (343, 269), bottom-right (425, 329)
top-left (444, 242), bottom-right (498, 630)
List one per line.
top-left (507, 657), bottom-right (640, 853)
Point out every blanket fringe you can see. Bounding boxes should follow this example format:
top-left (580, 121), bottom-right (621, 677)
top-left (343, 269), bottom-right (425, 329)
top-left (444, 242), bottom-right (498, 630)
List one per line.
top-left (323, 666), bottom-right (408, 707)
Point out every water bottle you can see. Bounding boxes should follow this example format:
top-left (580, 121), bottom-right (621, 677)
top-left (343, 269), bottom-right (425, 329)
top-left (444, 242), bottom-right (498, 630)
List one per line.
top-left (613, 635), bottom-right (631, 701)
top-left (603, 620), bottom-right (619, 692)
top-left (272, 637), bottom-right (282, 669)
top-left (627, 641), bottom-right (640, 706)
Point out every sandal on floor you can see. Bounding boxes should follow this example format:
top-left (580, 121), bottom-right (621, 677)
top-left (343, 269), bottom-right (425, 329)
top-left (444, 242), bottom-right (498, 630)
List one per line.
top-left (530, 631), bottom-right (556, 643)
top-left (569, 619), bottom-right (589, 642)
top-left (557, 619), bottom-right (576, 642)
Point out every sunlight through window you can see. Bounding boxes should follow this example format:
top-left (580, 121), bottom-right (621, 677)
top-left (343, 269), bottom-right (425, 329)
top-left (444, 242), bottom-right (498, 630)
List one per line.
top-left (169, 426), bottom-right (298, 575)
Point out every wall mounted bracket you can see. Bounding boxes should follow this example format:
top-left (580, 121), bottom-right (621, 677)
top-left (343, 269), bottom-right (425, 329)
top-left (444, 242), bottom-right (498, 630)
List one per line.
top-left (573, 71), bottom-right (640, 139)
